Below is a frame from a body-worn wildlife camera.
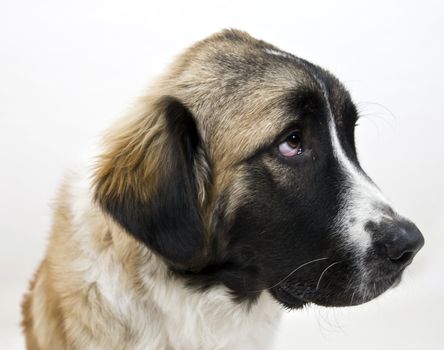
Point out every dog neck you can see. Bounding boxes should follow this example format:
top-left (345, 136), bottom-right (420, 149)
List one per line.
top-left (60, 167), bottom-right (282, 349)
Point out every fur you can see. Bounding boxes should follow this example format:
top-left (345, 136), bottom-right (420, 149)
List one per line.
top-left (22, 29), bottom-right (424, 349)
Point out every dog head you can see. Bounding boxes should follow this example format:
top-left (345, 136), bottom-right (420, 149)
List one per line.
top-left (94, 29), bottom-right (424, 308)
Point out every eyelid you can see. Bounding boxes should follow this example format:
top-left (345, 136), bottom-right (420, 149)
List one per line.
top-left (270, 119), bottom-right (299, 140)
top-left (237, 123), bottom-right (303, 165)
top-left (276, 128), bottom-right (301, 145)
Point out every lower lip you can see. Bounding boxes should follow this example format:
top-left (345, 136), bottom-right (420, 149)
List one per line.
top-left (274, 272), bottom-right (403, 307)
top-left (272, 286), bottom-right (307, 307)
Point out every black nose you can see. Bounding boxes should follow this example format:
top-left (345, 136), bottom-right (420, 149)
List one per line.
top-left (379, 220), bottom-right (424, 267)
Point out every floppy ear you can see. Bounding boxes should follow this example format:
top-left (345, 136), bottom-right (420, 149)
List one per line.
top-left (94, 96), bottom-right (211, 267)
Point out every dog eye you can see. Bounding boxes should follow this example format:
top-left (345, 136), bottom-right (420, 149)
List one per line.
top-left (278, 132), bottom-right (302, 157)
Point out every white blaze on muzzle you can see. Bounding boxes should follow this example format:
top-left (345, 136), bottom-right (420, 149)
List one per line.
top-left (264, 45), bottom-right (396, 255)
top-left (327, 112), bottom-right (392, 254)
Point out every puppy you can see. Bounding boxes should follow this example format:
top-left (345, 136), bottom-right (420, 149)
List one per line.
top-left (22, 29), bottom-right (424, 350)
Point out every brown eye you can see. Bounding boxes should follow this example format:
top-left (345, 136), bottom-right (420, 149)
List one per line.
top-left (278, 132), bottom-right (302, 157)
top-left (287, 133), bottom-right (301, 149)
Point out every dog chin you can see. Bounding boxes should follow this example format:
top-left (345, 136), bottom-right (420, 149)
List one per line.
top-left (270, 285), bottom-right (308, 309)
top-left (270, 273), bottom-right (403, 309)
top-left (352, 273), bottom-right (403, 305)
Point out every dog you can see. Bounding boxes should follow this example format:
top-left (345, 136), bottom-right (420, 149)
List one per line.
top-left (22, 29), bottom-right (424, 349)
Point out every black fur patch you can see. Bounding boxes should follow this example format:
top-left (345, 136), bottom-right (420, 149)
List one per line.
top-left (101, 45), bottom-right (421, 310)
top-left (100, 97), bottom-right (207, 266)
top-left (172, 63), bottom-right (367, 308)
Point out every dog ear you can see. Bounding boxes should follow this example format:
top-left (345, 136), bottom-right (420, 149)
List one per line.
top-left (94, 96), bottom-right (211, 267)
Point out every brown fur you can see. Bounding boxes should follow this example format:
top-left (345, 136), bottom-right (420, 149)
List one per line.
top-left (95, 97), bottom-right (172, 203)
top-left (22, 175), bottom-right (167, 349)
top-left (22, 29), bottom-right (313, 349)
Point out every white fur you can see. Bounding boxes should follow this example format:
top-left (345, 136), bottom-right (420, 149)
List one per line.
top-left (264, 48), bottom-right (295, 60)
top-left (265, 45), bottom-right (396, 261)
top-left (327, 116), bottom-right (391, 253)
top-left (67, 169), bottom-right (282, 350)
top-left (288, 71), bottom-right (392, 258)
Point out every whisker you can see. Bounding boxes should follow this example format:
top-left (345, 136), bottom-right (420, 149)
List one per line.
top-left (350, 290), bottom-right (356, 306)
top-left (357, 101), bottom-right (397, 122)
top-left (246, 257), bottom-right (330, 293)
top-left (315, 261), bottom-right (343, 291)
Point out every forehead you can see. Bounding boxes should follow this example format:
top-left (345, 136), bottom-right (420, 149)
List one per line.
top-left (205, 63), bottom-right (353, 169)
top-left (170, 32), bottom-right (356, 169)
top-left (210, 85), bottom-right (315, 165)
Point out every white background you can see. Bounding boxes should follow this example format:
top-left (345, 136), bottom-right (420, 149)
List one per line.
top-left (1, 0), bottom-right (443, 349)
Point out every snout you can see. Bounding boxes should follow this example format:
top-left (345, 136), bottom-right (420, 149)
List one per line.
top-left (374, 219), bottom-right (424, 269)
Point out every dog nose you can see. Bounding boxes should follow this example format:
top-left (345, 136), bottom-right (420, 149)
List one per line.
top-left (380, 220), bottom-right (424, 267)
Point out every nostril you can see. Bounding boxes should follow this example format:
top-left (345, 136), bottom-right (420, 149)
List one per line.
top-left (389, 250), bottom-right (415, 266)
top-left (371, 218), bottom-right (424, 270)
top-left (381, 222), bottom-right (424, 266)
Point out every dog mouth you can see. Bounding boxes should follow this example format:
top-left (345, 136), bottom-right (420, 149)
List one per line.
top-left (270, 285), bottom-right (308, 309)
top-left (270, 272), bottom-right (403, 309)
